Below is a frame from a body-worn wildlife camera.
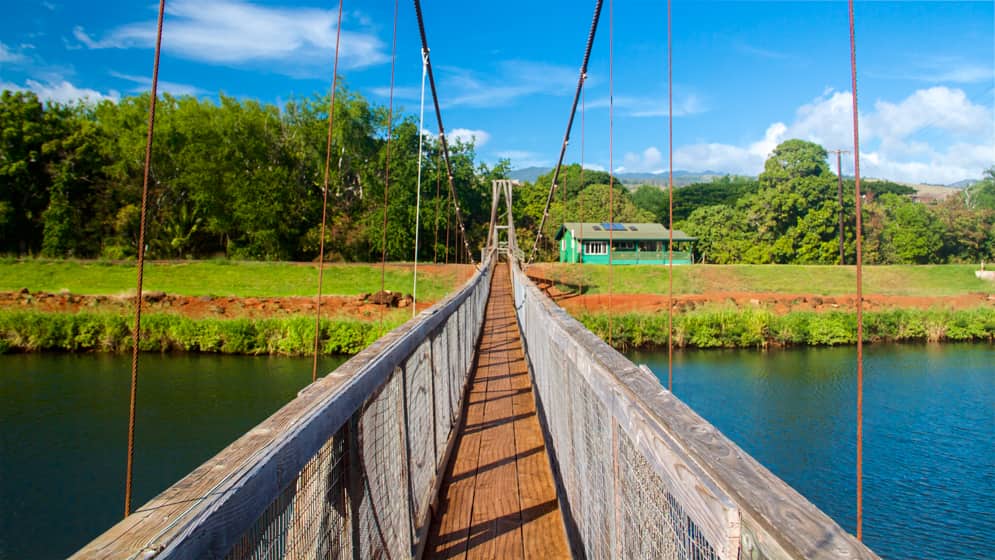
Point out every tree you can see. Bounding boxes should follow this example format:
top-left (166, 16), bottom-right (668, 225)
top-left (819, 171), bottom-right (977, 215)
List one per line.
top-left (671, 176), bottom-right (759, 223)
top-left (966, 167), bottom-right (995, 211)
top-left (680, 204), bottom-right (753, 263)
top-left (759, 139), bottom-right (831, 186)
top-left (534, 163), bottom-right (614, 200)
top-left (0, 91), bottom-right (55, 253)
top-left (631, 185), bottom-right (668, 224)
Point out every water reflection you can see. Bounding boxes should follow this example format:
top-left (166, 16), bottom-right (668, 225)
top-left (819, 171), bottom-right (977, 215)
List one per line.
top-left (0, 353), bottom-right (347, 560)
top-left (630, 343), bottom-right (994, 560)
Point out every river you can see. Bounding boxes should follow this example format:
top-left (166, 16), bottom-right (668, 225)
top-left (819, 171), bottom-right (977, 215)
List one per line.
top-left (629, 343), bottom-right (993, 560)
top-left (0, 353), bottom-right (347, 560)
top-left (0, 345), bottom-right (991, 559)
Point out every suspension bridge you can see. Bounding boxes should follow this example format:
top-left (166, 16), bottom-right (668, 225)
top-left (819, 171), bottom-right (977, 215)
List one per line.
top-left (69, 0), bottom-right (881, 557)
top-left (71, 181), bottom-right (876, 559)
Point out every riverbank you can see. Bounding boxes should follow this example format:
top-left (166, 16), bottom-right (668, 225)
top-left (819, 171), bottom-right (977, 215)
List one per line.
top-left (578, 307), bottom-right (995, 350)
top-left (0, 310), bottom-right (404, 355)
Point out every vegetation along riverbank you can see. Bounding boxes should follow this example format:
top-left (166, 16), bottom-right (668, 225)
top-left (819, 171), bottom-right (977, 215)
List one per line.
top-left (0, 261), bottom-right (470, 355)
top-left (0, 311), bottom-right (404, 356)
top-left (532, 262), bottom-right (995, 350)
top-left (578, 308), bottom-right (995, 351)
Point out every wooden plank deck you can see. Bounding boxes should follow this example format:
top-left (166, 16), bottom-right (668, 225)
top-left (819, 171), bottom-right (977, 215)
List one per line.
top-left (426, 264), bottom-right (570, 559)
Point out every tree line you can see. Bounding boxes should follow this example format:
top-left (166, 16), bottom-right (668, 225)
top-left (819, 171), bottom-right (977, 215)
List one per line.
top-left (513, 140), bottom-right (995, 265)
top-left (0, 88), bottom-right (507, 261)
top-left (3, 89), bottom-right (992, 266)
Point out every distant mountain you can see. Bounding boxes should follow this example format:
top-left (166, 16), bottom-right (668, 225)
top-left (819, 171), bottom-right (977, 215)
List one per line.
top-left (506, 166), bottom-right (740, 186)
top-left (507, 166), bottom-right (548, 183)
top-left (947, 179), bottom-right (978, 189)
top-left (615, 170), bottom-right (731, 187)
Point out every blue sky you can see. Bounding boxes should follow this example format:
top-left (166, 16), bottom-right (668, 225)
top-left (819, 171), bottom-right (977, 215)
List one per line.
top-left (1, 0), bottom-right (992, 183)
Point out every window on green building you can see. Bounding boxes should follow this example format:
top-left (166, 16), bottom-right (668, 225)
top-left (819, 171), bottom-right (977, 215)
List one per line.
top-left (585, 241), bottom-right (607, 255)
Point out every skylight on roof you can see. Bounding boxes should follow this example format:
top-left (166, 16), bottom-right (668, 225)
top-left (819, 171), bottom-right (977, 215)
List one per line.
top-left (599, 222), bottom-right (627, 231)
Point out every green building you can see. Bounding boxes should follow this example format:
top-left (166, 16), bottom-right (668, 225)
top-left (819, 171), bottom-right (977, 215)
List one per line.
top-left (554, 222), bottom-right (696, 264)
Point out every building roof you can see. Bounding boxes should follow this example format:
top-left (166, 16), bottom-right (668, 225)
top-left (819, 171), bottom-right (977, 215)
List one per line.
top-left (554, 222), bottom-right (696, 241)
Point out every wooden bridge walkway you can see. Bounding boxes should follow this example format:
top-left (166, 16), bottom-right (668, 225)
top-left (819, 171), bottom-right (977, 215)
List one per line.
top-left (426, 265), bottom-right (570, 559)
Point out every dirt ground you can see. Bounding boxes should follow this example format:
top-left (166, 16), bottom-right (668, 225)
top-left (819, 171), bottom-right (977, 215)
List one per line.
top-left (0, 263), bottom-right (475, 320)
top-left (531, 281), bottom-right (995, 314)
top-left (4, 265), bottom-right (991, 319)
top-left (0, 290), bottom-right (443, 320)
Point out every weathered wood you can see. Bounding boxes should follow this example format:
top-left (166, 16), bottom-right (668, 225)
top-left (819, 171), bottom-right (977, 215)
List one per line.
top-left (72, 255), bottom-right (495, 560)
top-left (509, 258), bottom-right (880, 560)
top-left (426, 264), bottom-right (569, 559)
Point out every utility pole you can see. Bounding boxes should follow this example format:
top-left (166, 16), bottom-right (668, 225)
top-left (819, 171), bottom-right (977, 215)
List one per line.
top-left (830, 149), bottom-right (851, 265)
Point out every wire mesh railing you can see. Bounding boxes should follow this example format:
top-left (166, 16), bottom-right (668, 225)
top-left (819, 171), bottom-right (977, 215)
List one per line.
top-left (508, 254), bottom-right (878, 560)
top-left (73, 253), bottom-right (494, 560)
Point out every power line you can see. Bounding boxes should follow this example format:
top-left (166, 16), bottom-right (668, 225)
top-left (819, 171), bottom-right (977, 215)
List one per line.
top-left (829, 149), bottom-right (851, 266)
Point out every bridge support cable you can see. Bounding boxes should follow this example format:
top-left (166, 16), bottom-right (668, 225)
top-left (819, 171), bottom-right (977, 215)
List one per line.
top-left (848, 0), bottom-right (866, 541)
top-left (607, 0), bottom-right (615, 345)
top-left (527, 0), bottom-right (604, 265)
top-left (413, 0), bottom-right (476, 266)
top-left (666, 0), bottom-right (674, 391)
top-left (124, 0), bottom-right (167, 519)
top-left (434, 151), bottom-right (442, 263)
top-left (412, 48), bottom-right (429, 317)
top-left (379, 0), bottom-right (400, 335)
top-left (312, 0), bottom-right (346, 383)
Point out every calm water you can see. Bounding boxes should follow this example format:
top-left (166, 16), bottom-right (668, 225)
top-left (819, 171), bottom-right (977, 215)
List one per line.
top-left (1, 347), bottom-right (992, 559)
top-left (629, 343), bottom-right (994, 560)
top-left (0, 353), bottom-right (347, 560)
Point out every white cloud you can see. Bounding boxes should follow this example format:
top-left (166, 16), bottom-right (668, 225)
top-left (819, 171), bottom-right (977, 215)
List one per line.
top-left (73, 0), bottom-right (386, 77)
top-left (495, 150), bottom-right (550, 168)
top-left (369, 86), bottom-right (422, 100)
top-left (0, 42), bottom-right (27, 63)
top-left (448, 128), bottom-right (490, 147)
top-left (109, 71), bottom-right (205, 97)
top-left (376, 61), bottom-right (579, 108)
top-left (617, 147), bottom-right (665, 174)
top-left (918, 65), bottom-right (993, 84)
top-left (0, 79), bottom-right (120, 104)
top-left (871, 56), bottom-right (994, 85)
top-left (588, 93), bottom-right (706, 118)
top-left (664, 86), bottom-right (993, 183)
top-left (732, 41), bottom-right (795, 61)
top-left (866, 87), bottom-right (992, 141)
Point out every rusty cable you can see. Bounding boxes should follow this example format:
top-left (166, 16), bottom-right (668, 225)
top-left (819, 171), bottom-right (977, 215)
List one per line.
top-left (527, 0), bottom-right (604, 265)
top-left (380, 0), bottom-right (399, 335)
top-left (667, 0), bottom-right (674, 392)
top-left (312, 0), bottom-right (345, 383)
top-left (848, 0), bottom-right (865, 541)
top-left (124, 0), bottom-right (166, 518)
top-left (445, 185), bottom-right (452, 265)
top-left (433, 151), bottom-right (441, 263)
top-left (580, 84), bottom-right (588, 311)
top-left (607, 0), bottom-right (614, 346)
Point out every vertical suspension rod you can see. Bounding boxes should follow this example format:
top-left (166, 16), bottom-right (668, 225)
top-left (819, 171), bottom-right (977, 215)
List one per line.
top-left (124, 0), bottom-right (167, 518)
top-left (527, 0), bottom-right (605, 265)
top-left (379, 0), bottom-right (399, 334)
top-left (848, 0), bottom-right (866, 541)
top-left (413, 0), bottom-right (477, 266)
top-left (607, 0), bottom-right (614, 345)
top-left (312, 0), bottom-right (346, 383)
top-left (666, 0), bottom-right (674, 392)
top-left (412, 48), bottom-right (429, 316)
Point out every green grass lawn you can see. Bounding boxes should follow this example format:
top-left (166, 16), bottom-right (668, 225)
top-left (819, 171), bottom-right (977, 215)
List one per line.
top-left (0, 259), bottom-right (471, 299)
top-left (533, 263), bottom-right (994, 297)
